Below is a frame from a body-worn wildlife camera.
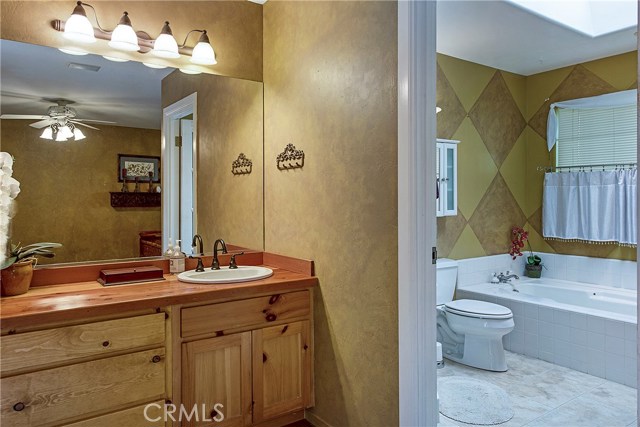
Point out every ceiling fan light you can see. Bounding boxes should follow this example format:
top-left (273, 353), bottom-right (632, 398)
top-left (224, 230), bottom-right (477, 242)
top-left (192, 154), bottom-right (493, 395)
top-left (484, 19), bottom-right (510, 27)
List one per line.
top-left (63, 2), bottom-right (96, 44)
top-left (108, 12), bottom-right (140, 52)
top-left (55, 132), bottom-right (68, 142)
top-left (190, 31), bottom-right (217, 65)
top-left (73, 127), bottom-right (86, 140)
top-left (152, 22), bottom-right (180, 58)
top-left (59, 125), bottom-right (74, 139)
top-left (40, 127), bottom-right (53, 140)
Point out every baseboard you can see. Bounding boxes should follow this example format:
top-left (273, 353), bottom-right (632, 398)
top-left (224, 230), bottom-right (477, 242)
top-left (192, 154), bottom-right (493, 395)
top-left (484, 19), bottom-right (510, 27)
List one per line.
top-left (305, 410), bottom-right (333, 427)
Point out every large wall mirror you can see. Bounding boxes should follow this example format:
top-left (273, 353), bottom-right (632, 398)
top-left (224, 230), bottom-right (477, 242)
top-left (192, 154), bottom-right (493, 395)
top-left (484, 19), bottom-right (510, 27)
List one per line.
top-left (0, 39), bottom-right (264, 266)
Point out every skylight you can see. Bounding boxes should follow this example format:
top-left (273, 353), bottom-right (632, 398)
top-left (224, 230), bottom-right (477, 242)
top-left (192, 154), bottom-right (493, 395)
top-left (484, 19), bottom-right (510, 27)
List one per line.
top-left (505, 0), bottom-right (637, 37)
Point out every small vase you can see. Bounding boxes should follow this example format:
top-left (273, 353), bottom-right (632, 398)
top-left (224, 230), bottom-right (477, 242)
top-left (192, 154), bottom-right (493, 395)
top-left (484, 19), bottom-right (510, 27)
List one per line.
top-left (1, 259), bottom-right (35, 296)
top-left (525, 264), bottom-right (542, 279)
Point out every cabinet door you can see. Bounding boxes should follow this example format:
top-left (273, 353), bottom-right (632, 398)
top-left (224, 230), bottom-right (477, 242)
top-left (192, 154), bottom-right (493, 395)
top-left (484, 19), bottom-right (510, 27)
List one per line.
top-left (252, 321), bottom-right (311, 423)
top-left (443, 143), bottom-right (457, 216)
top-left (182, 333), bottom-right (251, 427)
top-left (436, 143), bottom-right (444, 217)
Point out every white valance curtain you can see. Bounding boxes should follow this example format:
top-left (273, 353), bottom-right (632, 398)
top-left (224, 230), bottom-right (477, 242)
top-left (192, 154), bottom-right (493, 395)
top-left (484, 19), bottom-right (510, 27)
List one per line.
top-left (546, 89), bottom-right (637, 152)
top-left (542, 169), bottom-right (637, 246)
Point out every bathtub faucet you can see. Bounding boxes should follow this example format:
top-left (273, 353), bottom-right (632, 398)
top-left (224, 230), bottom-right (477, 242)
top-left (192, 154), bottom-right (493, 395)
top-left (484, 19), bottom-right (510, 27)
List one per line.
top-left (497, 272), bottom-right (519, 292)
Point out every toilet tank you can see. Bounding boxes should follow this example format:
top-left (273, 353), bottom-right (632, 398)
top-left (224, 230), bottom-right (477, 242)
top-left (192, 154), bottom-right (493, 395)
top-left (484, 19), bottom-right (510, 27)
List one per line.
top-left (436, 258), bottom-right (458, 306)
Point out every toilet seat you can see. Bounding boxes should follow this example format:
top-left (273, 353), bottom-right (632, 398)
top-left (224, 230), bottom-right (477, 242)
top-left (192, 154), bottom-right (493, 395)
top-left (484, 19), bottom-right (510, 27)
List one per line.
top-left (444, 299), bottom-right (513, 320)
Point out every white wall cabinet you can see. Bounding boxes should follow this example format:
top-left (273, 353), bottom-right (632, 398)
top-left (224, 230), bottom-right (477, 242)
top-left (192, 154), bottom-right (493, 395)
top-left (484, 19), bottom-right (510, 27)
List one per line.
top-left (436, 139), bottom-right (460, 217)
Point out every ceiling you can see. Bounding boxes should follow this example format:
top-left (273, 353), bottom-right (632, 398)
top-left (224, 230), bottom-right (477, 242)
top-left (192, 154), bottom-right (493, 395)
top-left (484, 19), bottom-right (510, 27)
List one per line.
top-left (0, 39), bottom-right (173, 130)
top-left (437, 0), bottom-right (638, 76)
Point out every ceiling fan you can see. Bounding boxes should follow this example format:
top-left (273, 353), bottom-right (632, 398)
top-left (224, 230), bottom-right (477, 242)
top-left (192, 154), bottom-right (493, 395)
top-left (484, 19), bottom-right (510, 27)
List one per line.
top-left (0, 99), bottom-right (115, 141)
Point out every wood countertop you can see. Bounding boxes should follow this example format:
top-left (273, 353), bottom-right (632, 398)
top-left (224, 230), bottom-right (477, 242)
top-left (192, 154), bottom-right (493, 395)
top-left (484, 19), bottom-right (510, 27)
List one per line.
top-left (0, 266), bottom-right (317, 331)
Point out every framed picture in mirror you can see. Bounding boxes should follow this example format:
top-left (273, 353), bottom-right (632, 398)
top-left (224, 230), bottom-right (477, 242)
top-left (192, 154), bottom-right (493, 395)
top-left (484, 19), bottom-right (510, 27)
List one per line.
top-left (118, 154), bottom-right (161, 183)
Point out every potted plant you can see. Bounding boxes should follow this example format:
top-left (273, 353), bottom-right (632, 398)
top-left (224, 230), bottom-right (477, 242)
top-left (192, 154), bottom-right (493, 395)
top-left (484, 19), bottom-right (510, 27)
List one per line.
top-left (0, 242), bottom-right (61, 296)
top-left (509, 226), bottom-right (543, 278)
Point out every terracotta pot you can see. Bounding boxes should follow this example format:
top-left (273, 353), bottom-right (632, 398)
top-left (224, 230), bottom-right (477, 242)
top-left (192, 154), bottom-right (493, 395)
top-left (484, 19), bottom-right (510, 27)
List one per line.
top-left (1, 259), bottom-right (35, 296)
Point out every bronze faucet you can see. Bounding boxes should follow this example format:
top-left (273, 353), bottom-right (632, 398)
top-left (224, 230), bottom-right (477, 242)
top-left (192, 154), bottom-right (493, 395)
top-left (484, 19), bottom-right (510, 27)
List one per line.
top-left (211, 239), bottom-right (228, 270)
top-left (192, 234), bottom-right (204, 256)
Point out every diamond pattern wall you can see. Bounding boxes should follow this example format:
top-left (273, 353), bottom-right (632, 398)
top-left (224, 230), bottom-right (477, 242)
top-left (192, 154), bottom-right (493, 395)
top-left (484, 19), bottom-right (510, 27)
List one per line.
top-left (436, 51), bottom-right (638, 261)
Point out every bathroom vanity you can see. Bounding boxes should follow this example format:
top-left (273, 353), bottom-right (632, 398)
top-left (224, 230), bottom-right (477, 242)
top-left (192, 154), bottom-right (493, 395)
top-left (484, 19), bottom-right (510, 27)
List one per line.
top-left (0, 253), bottom-right (316, 427)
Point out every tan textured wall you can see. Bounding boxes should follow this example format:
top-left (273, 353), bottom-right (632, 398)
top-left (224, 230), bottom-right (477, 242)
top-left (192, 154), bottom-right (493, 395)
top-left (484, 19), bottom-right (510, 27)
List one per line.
top-left (162, 71), bottom-right (264, 251)
top-left (436, 51), bottom-right (638, 261)
top-left (263, 2), bottom-right (398, 426)
top-left (1, 120), bottom-right (161, 264)
top-left (1, 1), bottom-right (263, 81)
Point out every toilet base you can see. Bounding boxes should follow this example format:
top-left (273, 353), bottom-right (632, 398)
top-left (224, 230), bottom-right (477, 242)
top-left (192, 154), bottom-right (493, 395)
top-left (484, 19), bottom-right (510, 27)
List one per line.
top-left (443, 335), bottom-right (508, 372)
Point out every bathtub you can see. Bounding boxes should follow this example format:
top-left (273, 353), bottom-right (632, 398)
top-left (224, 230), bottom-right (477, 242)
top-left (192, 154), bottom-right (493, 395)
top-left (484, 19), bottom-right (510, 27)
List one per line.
top-left (456, 278), bottom-right (637, 388)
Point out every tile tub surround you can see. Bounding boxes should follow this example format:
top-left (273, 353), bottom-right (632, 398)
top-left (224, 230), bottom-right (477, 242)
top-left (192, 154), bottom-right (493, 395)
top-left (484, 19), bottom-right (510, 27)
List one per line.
top-left (437, 351), bottom-right (637, 427)
top-left (456, 252), bottom-right (637, 291)
top-left (456, 287), bottom-right (637, 388)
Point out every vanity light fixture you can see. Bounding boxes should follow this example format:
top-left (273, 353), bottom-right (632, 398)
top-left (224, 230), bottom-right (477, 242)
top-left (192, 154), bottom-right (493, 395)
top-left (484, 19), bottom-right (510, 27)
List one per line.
top-left (58, 47), bottom-right (89, 56)
top-left (63, 2), bottom-right (96, 44)
top-left (143, 62), bottom-right (168, 69)
top-left (190, 31), bottom-right (217, 65)
top-left (152, 22), bottom-right (180, 58)
top-left (108, 12), bottom-right (140, 52)
top-left (102, 55), bottom-right (129, 62)
top-left (179, 68), bottom-right (203, 75)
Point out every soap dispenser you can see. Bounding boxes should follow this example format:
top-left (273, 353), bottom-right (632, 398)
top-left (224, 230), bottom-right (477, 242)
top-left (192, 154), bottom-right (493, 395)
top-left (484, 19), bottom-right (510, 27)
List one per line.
top-left (164, 238), bottom-right (175, 257)
top-left (170, 240), bottom-right (186, 274)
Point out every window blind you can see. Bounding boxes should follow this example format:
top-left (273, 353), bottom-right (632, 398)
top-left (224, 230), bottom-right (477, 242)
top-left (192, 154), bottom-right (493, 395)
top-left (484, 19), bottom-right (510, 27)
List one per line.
top-left (556, 104), bottom-right (637, 168)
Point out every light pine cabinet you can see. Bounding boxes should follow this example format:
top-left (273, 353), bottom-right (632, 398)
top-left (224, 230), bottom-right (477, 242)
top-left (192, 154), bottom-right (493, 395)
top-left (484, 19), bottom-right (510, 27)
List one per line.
top-left (436, 138), bottom-right (460, 217)
top-left (179, 291), bottom-right (314, 427)
top-left (182, 333), bottom-right (252, 427)
top-left (252, 321), bottom-right (312, 424)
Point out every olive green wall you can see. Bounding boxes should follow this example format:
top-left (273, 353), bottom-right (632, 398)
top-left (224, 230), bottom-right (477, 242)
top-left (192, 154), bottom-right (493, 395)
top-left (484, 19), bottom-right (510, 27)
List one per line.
top-left (1, 1), bottom-right (263, 81)
top-left (162, 71), bottom-right (264, 251)
top-left (1, 120), bottom-right (161, 264)
top-left (437, 51), bottom-right (638, 261)
top-left (263, 1), bottom-right (398, 426)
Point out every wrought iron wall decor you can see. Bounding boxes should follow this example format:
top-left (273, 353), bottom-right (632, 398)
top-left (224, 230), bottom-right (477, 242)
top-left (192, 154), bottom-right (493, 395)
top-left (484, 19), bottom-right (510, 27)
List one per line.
top-left (276, 143), bottom-right (305, 170)
top-left (232, 153), bottom-right (253, 175)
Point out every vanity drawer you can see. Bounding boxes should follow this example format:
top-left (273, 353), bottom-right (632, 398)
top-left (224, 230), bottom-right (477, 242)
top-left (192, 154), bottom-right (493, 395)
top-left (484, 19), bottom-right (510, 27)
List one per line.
top-left (64, 400), bottom-right (165, 427)
top-left (0, 348), bottom-right (165, 427)
top-left (1, 313), bottom-right (165, 376)
top-left (182, 291), bottom-right (311, 338)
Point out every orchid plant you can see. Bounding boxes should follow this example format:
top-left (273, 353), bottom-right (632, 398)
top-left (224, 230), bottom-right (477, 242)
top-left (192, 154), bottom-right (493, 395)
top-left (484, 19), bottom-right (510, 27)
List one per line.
top-left (1, 152), bottom-right (21, 266)
top-left (509, 226), bottom-right (541, 265)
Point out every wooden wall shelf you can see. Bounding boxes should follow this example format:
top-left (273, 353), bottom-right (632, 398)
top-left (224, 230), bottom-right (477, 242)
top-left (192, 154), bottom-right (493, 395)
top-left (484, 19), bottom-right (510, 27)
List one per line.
top-left (110, 192), bottom-right (161, 208)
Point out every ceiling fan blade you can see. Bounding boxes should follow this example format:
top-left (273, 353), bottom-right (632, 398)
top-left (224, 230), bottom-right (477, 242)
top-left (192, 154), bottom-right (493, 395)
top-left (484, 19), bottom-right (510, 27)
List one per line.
top-left (29, 119), bottom-right (53, 129)
top-left (0, 114), bottom-right (48, 120)
top-left (70, 120), bottom-right (100, 130)
top-left (72, 118), bottom-right (117, 124)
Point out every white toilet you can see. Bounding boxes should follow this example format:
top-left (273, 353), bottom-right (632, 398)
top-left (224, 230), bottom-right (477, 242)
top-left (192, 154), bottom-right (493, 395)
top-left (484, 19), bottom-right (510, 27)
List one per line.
top-left (436, 258), bottom-right (514, 371)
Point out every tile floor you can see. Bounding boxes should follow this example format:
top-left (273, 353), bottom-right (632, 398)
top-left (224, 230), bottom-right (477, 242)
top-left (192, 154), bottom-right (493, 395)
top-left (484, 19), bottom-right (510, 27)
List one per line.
top-left (438, 351), bottom-right (637, 427)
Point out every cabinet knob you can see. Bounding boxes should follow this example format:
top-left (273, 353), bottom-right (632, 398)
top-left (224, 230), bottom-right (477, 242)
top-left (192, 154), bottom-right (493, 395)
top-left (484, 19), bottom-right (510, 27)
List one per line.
top-left (151, 355), bottom-right (162, 363)
top-left (13, 402), bottom-right (25, 412)
top-left (102, 340), bottom-right (110, 347)
top-left (268, 294), bottom-right (280, 305)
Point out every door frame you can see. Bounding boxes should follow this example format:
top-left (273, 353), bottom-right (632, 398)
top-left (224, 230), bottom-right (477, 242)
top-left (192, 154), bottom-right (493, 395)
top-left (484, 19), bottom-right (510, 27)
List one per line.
top-left (398, 1), bottom-right (438, 426)
top-left (162, 92), bottom-right (198, 251)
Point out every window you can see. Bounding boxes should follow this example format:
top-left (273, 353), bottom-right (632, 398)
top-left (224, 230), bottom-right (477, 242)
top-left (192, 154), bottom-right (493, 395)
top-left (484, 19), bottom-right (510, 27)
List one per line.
top-left (553, 93), bottom-right (637, 169)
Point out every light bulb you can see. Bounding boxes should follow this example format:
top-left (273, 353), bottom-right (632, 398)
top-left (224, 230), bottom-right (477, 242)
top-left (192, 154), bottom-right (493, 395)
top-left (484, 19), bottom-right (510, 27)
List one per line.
top-left (40, 127), bottom-right (53, 140)
top-left (63, 2), bottom-right (96, 44)
top-left (59, 125), bottom-right (74, 139)
top-left (152, 22), bottom-right (180, 58)
top-left (190, 31), bottom-right (216, 65)
top-left (108, 12), bottom-right (140, 52)
top-left (73, 128), bottom-right (86, 141)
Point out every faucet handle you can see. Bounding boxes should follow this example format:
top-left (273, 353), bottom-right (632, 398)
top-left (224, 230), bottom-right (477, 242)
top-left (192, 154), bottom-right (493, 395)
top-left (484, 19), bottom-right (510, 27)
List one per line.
top-left (229, 252), bottom-right (244, 269)
top-left (189, 256), bottom-right (205, 272)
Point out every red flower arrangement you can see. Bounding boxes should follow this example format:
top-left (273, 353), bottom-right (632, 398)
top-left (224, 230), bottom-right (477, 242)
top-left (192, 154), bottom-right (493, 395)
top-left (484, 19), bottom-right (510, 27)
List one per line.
top-left (509, 226), bottom-right (541, 265)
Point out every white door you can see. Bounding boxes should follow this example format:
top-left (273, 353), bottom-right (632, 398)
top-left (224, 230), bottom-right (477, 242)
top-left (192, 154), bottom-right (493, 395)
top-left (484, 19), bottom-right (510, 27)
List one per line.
top-left (180, 119), bottom-right (195, 253)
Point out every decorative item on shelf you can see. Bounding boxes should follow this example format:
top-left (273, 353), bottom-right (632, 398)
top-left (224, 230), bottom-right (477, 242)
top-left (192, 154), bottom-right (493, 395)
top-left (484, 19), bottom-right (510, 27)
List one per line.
top-left (276, 143), bottom-right (305, 170)
top-left (118, 154), bottom-right (160, 183)
top-left (120, 168), bottom-right (129, 192)
top-left (133, 177), bottom-right (140, 192)
top-left (1, 242), bottom-right (62, 296)
top-left (53, 2), bottom-right (217, 67)
top-left (232, 153), bottom-right (253, 175)
top-left (110, 192), bottom-right (161, 208)
top-left (509, 226), bottom-right (544, 278)
top-left (148, 171), bottom-right (155, 192)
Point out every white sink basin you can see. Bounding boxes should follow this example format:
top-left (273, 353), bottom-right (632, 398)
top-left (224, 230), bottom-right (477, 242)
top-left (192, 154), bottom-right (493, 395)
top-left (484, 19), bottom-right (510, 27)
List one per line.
top-left (177, 266), bottom-right (273, 284)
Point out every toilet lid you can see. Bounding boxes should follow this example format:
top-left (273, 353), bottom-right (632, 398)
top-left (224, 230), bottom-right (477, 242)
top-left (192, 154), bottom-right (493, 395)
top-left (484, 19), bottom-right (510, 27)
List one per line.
top-left (444, 299), bottom-right (513, 319)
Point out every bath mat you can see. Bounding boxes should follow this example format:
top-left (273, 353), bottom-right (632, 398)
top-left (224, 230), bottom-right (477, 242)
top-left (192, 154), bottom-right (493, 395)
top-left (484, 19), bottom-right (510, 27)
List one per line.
top-left (438, 376), bottom-right (514, 425)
